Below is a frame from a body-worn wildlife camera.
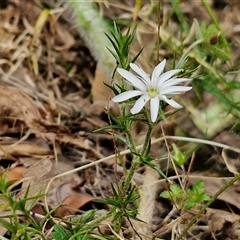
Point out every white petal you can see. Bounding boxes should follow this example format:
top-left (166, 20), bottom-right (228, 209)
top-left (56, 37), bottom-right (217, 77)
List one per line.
top-left (130, 94), bottom-right (150, 114)
top-left (112, 90), bottom-right (142, 102)
top-left (161, 95), bottom-right (182, 108)
top-left (162, 78), bottom-right (191, 87)
top-left (151, 59), bottom-right (166, 85)
top-left (150, 96), bottom-right (160, 122)
top-left (161, 86), bottom-right (192, 95)
top-left (117, 68), bottom-right (147, 91)
top-left (130, 63), bottom-right (151, 85)
top-left (157, 69), bottom-right (182, 87)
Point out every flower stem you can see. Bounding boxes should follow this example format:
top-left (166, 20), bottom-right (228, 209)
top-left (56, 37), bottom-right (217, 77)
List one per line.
top-left (122, 160), bottom-right (140, 195)
top-left (140, 123), bottom-right (153, 157)
top-left (122, 123), bottom-right (153, 195)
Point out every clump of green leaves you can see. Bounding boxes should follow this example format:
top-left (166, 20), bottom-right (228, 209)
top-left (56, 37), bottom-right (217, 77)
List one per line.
top-left (51, 210), bottom-right (105, 240)
top-left (160, 180), bottom-right (211, 210)
top-left (96, 182), bottom-right (139, 233)
top-left (172, 143), bottom-right (187, 166)
top-left (105, 22), bottom-right (142, 70)
top-left (0, 175), bottom-right (47, 239)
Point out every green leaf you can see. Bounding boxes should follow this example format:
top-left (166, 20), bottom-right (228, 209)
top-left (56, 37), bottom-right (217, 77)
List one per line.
top-left (194, 78), bottom-right (240, 113)
top-left (194, 19), bottom-right (203, 40)
top-left (170, 184), bottom-right (184, 199)
top-left (202, 43), bottom-right (230, 61)
top-left (111, 132), bottom-right (133, 151)
top-left (0, 218), bottom-right (16, 233)
top-left (160, 190), bottom-right (171, 199)
top-left (185, 201), bottom-right (196, 210)
top-left (70, 210), bottom-right (98, 224)
top-left (51, 225), bottom-right (72, 240)
top-left (203, 24), bottom-right (218, 41)
top-left (160, 184), bottom-right (184, 200)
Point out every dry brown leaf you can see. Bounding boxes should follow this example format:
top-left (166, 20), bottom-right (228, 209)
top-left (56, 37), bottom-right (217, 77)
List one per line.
top-left (91, 63), bottom-right (119, 116)
top-left (0, 85), bottom-right (70, 148)
top-left (222, 148), bottom-right (240, 175)
top-left (17, 157), bottom-right (52, 206)
top-left (0, 85), bottom-right (41, 126)
top-left (53, 21), bottom-right (75, 50)
top-left (56, 134), bottom-right (90, 150)
top-left (91, 63), bottom-right (111, 105)
top-left (55, 194), bottom-right (96, 217)
top-left (4, 166), bottom-right (27, 182)
top-left (207, 208), bottom-right (240, 240)
top-left (0, 141), bottom-right (52, 157)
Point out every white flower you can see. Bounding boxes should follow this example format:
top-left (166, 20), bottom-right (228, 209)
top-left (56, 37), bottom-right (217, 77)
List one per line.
top-left (112, 59), bottom-right (192, 122)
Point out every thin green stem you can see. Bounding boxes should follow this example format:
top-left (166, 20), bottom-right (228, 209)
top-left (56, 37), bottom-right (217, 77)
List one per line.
top-left (121, 125), bottom-right (139, 195)
top-left (125, 127), bottom-right (137, 153)
top-left (201, 0), bottom-right (220, 30)
top-left (122, 160), bottom-right (139, 196)
top-left (140, 123), bottom-right (153, 157)
top-left (122, 122), bottom-right (154, 196)
top-left (190, 53), bottom-right (224, 83)
top-left (177, 39), bottom-right (203, 67)
top-left (177, 173), bottom-right (240, 240)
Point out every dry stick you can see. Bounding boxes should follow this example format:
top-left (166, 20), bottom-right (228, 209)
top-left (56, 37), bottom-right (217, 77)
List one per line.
top-left (135, 164), bottom-right (159, 239)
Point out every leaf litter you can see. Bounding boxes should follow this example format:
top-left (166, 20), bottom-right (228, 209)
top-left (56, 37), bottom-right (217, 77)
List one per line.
top-left (0, 0), bottom-right (240, 239)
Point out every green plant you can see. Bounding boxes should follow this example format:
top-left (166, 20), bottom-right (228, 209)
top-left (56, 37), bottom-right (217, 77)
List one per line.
top-left (0, 176), bottom-right (47, 240)
top-left (160, 180), bottom-right (211, 210)
top-left (51, 210), bottom-right (112, 240)
top-left (102, 19), bottom-right (193, 234)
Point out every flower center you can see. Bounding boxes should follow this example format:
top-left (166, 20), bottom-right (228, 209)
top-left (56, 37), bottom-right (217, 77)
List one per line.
top-left (148, 88), bottom-right (158, 98)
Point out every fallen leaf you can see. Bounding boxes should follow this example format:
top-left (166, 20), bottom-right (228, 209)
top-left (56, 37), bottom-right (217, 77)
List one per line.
top-left (222, 148), bottom-right (240, 175)
top-left (56, 134), bottom-right (90, 150)
top-left (0, 141), bottom-right (53, 157)
top-left (207, 208), bottom-right (240, 239)
top-left (91, 63), bottom-right (119, 116)
top-left (4, 166), bottom-right (27, 182)
top-left (55, 194), bottom-right (96, 217)
top-left (17, 157), bottom-right (52, 207)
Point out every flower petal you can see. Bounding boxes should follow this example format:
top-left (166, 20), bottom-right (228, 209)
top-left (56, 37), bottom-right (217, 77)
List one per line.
top-left (130, 63), bottom-right (151, 85)
top-left (130, 94), bottom-right (150, 114)
top-left (162, 78), bottom-right (191, 88)
top-left (150, 96), bottom-right (160, 122)
top-left (151, 59), bottom-right (166, 85)
top-left (157, 69), bottom-right (182, 87)
top-left (161, 95), bottom-right (182, 108)
top-left (117, 68), bottom-right (147, 91)
top-left (112, 90), bottom-right (142, 102)
top-left (161, 86), bottom-right (192, 95)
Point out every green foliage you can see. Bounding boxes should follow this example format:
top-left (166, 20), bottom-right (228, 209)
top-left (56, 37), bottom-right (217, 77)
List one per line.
top-left (98, 182), bottom-right (139, 219)
top-left (105, 21), bottom-right (142, 70)
top-left (0, 175), bottom-right (46, 240)
top-left (72, 1), bottom-right (240, 239)
top-left (160, 180), bottom-right (211, 210)
top-left (170, 0), bottom-right (189, 33)
top-left (194, 20), bottom-right (230, 61)
top-left (160, 184), bottom-right (184, 200)
top-left (185, 180), bottom-right (211, 209)
top-left (51, 210), bottom-right (107, 240)
top-left (172, 143), bottom-right (187, 166)
top-left (51, 225), bottom-right (72, 240)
